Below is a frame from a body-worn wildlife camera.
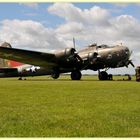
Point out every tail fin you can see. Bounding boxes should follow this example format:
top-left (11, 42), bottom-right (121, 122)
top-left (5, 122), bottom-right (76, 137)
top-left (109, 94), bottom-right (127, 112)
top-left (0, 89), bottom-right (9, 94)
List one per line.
top-left (0, 42), bottom-right (12, 67)
top-left (0, 42), bottom-right (23, 68)
top-left (1, 42), bottom-right (12, 48)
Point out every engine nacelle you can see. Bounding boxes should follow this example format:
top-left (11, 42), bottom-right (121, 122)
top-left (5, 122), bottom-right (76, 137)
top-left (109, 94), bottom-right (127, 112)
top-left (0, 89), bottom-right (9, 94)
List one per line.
top-left (88, 52), bottom-right (98, 64)
top-left (55, 48), bottom-right (76, 59)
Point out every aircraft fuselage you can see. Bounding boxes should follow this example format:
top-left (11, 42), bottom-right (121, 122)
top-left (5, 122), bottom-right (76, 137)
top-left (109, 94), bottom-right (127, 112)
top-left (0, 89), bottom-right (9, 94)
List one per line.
top-left (56, 44), bottom-right (131, 72)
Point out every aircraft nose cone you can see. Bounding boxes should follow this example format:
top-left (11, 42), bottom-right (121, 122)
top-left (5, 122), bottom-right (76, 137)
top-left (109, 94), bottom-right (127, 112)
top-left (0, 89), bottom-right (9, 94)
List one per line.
top-left (124, 46), bottom-right (130, 57)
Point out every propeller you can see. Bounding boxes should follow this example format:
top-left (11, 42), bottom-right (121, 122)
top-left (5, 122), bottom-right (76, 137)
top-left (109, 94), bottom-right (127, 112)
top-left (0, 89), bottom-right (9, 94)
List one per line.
top-left (127, 50), bottom-right (135, 67)
top-left (73, 38), bottom-right (76, 49)
top-left (72, 38), bottom-right (83, 63)
top-left (128, 60), bottom-right (135, 67)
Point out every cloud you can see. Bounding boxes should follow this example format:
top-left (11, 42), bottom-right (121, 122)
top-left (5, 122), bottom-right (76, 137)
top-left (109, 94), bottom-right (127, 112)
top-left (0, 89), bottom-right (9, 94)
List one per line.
top-left (48, 3), bottom-right (83, 22)
top-left (48, 3), bottom-right (110, 26)
top-left (55, 22), bottom-right (84, 39)
top-left (0, 3), bottom-right (140, 74)
top-left (0, 19), bottom-right (68, 52)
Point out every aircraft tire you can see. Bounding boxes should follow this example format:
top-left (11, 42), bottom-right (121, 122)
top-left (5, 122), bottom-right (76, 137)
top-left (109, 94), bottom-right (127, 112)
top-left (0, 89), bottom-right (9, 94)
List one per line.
top-left (51, 70), bottom-right (60, 79)
top-left (108, 74), bottom-right (113, 80)
top-left (71, 70), bottom-right (82, 80)
top-left (98, 71), bottom-right (108, 80)
top-left (18, 77), bottom-right (22, 80)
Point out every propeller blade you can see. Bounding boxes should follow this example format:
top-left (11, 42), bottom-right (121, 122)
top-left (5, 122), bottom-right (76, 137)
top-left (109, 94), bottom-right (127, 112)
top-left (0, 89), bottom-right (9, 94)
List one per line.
top-left (75, 53), bottom-right (83, 62)
top-left (129, 60), bottom-right (135, 67)
top-left (130, 50), bottom-right (133, 55)
top-left (73, 38), bottom-right (76, 49)
top-left (67, 48), bottom-right (83, 63)
top-left (72, 51), bottom-right (82, 62)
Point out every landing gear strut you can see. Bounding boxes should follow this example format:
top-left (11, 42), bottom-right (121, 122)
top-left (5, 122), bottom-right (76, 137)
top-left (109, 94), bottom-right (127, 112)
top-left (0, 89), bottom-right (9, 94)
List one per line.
top-left (98, 71), bottom-right (113, 80)
top-left (71, 70), bottom-right (82, 80)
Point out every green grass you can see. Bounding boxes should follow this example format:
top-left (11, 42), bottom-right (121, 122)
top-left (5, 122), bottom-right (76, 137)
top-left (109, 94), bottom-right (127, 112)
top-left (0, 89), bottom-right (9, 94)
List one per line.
top-left (0, 75), bottom-right (139, 137)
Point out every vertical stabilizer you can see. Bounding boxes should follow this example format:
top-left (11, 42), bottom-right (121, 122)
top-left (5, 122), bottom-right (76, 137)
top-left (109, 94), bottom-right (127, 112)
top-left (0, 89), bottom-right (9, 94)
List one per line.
top-left (0, 42), bottom-right (23, 68)
top-left (0, 42), bottom-right (12, 67)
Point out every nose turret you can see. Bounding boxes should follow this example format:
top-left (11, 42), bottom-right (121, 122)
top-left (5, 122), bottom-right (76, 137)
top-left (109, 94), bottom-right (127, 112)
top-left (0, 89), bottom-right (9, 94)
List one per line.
top-left (124, 46), bottom-right (130, 57)
top-left (122, 46), bottom-right (134, 67)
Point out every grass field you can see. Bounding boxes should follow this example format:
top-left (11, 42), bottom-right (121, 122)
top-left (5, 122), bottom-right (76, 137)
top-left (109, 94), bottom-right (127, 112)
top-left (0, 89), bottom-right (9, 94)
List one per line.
top-left (0, 75), bottom-right (139, 137)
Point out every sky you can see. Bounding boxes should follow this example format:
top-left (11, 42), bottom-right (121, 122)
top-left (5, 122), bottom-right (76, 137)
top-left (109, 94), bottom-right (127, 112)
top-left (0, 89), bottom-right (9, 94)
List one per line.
top-left (0, 3), bottom-right (140, 75)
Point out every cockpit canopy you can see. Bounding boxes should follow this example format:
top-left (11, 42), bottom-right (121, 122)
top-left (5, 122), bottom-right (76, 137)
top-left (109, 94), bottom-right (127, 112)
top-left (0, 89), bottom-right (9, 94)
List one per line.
top-left (88, 43), bottom-right (97, 47)
top-left (97, 44), bottom-right (110, 48)
top-left (88, 43), bottom-right (110, 49)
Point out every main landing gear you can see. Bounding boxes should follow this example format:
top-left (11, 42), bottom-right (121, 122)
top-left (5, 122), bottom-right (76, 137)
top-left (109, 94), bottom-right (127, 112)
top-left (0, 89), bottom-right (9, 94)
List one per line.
top-left (51, 70), bottom-right (60, 79)
top-left (51, 69), bottom-right (112, 81)
top-left (71, 70), bottom-right (82, 80)
top-left (98, 71), bottom-right (113, 80)
top-left (51, 69), bottom-right (82, 80)
top-left (18, 77), bottom-right (26, 80)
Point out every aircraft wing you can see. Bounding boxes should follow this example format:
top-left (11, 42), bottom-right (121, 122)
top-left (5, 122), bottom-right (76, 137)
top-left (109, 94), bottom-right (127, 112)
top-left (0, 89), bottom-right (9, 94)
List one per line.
top-left (0, 47), bottom-right (56, 67)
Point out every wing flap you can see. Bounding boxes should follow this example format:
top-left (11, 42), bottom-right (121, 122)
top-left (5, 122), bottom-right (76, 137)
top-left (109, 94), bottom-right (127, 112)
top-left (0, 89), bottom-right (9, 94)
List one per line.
top-left (0, 47), bottom-right (56, 67)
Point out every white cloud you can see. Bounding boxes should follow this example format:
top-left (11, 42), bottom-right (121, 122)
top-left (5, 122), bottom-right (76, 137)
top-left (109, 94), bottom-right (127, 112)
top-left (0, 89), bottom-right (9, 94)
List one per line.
top-left (48, 3), bottom-right (83, 22)
top-left (0, 19), bottom-right (68, 52)
top-left (48, 3), bottom-right (110, 26)
top-left (1, 3), bottom-right (140, 74)
top-left (55, 22), bottom-right (84, 39)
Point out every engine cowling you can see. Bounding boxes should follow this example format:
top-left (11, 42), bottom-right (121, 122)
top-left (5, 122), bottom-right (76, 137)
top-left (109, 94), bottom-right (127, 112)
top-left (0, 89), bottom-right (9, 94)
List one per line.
top-left (88, 52), bottom-right (98, 64)
top-left (55, 48), bottom-right (76, 59)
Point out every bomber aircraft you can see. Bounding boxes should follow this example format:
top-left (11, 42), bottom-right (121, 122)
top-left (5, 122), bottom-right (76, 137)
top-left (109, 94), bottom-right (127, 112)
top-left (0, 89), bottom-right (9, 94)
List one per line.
top-left (0, 41), bottom-right (134, 80)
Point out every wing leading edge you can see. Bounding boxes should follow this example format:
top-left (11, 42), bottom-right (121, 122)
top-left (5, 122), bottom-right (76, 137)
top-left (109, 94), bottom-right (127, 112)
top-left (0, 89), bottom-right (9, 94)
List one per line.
top-left (0, 47), bottom-right (56, 67)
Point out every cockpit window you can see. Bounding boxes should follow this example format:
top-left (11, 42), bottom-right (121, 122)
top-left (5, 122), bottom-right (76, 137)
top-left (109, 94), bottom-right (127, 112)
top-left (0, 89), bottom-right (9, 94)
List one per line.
top-left (88, 43), bottom-right (97, 47)
top-left (97, 45), bottom-right (110, 48)
top-left (88, 44), bottom-right (111, 48)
